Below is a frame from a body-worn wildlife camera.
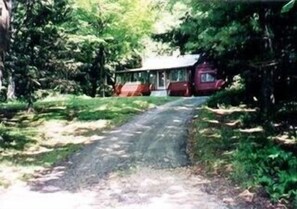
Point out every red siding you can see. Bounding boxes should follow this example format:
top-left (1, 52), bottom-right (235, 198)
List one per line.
top-left (168, 81), bottom-right (191, 97)
top-left (193, 63), bottom-right (224, 95)
top-left (118, 83), bottom-right (151, 97)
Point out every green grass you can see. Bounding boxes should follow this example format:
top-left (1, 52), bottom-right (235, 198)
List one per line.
top-left (34, 96), bottom-right (174, 121)
top-left (193, 79), bottom-right (297, 207)
top-left (190, 107), bottom-right (243, 176)
top-left (191, 106), bottom-right (297, 207)
top-left (0, 95), bottom-right (176, 187)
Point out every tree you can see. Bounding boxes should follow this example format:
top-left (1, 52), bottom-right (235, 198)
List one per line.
top-left (0, 0), bottom-right (11, 99)
top-left (1, 0), bottom-right (164, 104)
top-left (6, 0), bottom-right (71, 106)
top-left (65, 0), bottom-right (158, 97)
top-left (158, 1), bottom-right (297, 117)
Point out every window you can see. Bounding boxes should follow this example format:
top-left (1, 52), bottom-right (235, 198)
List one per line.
top-left (201, 73), bottom-right (215, 83)
top-left (169, 69), bottom-right (187, 82)
top-left (116, 74), bottom-right (129, 84)
top-left (131, 72), bottom-right (148, 83)
top-left (149, 72), bottom-right (157, 85)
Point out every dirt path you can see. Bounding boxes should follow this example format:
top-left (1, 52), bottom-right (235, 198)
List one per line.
top-left (0, 97), bottom-right (229, 209)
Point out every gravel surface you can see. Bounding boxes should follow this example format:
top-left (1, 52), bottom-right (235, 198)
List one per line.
top-left (0, 97), bottom-right (231, 209)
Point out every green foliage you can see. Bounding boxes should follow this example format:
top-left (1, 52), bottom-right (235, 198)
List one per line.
top-left (207, 76), bottom-right (246, 107)
top-left (2, 0), bottom-right (159, 104)
top-left (62, 0), bottom-right (158, 97)
top-left (281, 0), bottom-right (296, 13)
top-left (193, 103), bottom-right (297, 206)
top-left (233, 141), bottom-right (297, 203)
top-left (192, 107), bottom-right (237, 174)
top-left (207, 88), bottom-right (245, 108)
top-left (7, 0), bottom-right (72, 105)
top-left (160, 1), bottom-right (297, 114)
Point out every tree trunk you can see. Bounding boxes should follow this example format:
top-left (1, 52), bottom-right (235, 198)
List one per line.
top-left (0, 0), bottom-right (12, 99)
top-left (6, 74), bottom-right (15, 100)
top-left (260, 9), bottom-right (276, 118)
top-left (0, 0), bottom-right (11, 52)
top-left (90, 53), bottom-right (101, 97)
top-left (101, 74), bottom-right (106, 97)
top-left (90, 45), bottom-right (105, 97)
top-left (261, 66), bottom-right (275, 117)
top-left (90, 77), bottom-right (97, 98)
top-left (98, 46), bottom-right (105, 97)
top-left (0, 55), bottom-right (3, 91)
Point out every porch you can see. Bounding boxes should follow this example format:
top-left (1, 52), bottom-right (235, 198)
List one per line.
top-left (115, 68), bottom-right (191, 97)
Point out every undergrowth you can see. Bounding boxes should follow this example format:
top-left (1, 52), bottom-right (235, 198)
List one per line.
top-left (192, 87), bottom-right (297, 208)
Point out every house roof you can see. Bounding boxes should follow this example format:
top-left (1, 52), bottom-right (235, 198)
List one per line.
top-left (116, 54), bottom-right (200, 73)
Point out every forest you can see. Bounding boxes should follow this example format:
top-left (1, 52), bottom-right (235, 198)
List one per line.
top-left (167, 1), bottom-right (297, 206)
top-left (0, 0), bottom-right (296, 113)
top-left (0, 0), bottom-right (295, 114)
top-left (1, 0), bottom-right (162, 105)
top-left (0, 0), bottom-right (297, 207)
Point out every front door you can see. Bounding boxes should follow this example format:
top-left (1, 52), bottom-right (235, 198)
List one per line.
top-left (157, 71), bottom-right (166, 89)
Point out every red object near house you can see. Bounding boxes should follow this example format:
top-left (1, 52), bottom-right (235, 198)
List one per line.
top-left (118, 82), bottom-right (151, 97)
top-left (193, 63), bottom-right (225, 95)
top-left (167, 81), bottom-right (192, 96)
top-left (114, 84), bottom-right (123, 96)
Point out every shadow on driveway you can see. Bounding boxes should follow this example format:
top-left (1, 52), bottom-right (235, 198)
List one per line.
top-left (29, 97), bottom-right (208, 193)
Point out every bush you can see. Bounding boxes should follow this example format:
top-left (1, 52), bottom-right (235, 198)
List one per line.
top-left (192, 106), bottom-right (297, 207)
top-left (232, 140), bottom-right (297, 203)
top-left (207, 88), bottom-right (245, 107)
top-left (207, 75), bottom-right (246, 107)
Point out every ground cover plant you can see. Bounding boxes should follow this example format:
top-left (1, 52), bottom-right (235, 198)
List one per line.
top-left (0, 95), bottom-right (175, 188)
top-left (191, 90), bottom-right (297, 208)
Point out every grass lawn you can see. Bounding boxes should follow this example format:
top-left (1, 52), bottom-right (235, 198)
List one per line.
top-left (0, 95), bottom-right (176, 188)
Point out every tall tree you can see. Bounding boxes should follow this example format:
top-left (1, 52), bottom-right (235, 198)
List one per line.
top-left (6, 0), bottom-right (71, 106)
top-left (65, 0), bottom-right (157, 97)
top-left (0, 0), bottom-right (11, 99)
top-left (0, 0), bottom-right (163, 103)
top-left (159, 1), bottom-right (297, 115)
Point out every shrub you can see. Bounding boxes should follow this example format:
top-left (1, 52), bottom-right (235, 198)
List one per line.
top-left (193, 106), bottom-right (297, 206)
top-left (207, 88), bottom-right (245, 107)
top-left (207, 75), bottom-right (246, 107)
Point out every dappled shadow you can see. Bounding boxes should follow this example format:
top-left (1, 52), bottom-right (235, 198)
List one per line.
top-left (29, 127), bottom-right (145, 192)
top-left (29, 135), bottom-right (131, 192)
top-left (0, 143), bottom-right (82, 166)
top-left (28, 98), bottom-right (203, 194)
top-left (88, 167), bottom-right (226, 209)
top-left (0, 105), bottom-right (27, 119)
top-left (0, 97), bottom-right (184, 195)
top-left (72, 127), bottom-right (105, 137)
top-left (0, 133), bottom-right (35, 151)
top-left (33, 107), bottom-right (74, 121)
top-left (0, 106), bottom-right (36, 151)
top-left (0, 107), bottom-right (32, 126)
top-left (32, 105), bottom-right (144, 122)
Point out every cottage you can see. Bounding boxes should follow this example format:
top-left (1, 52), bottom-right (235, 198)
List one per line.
top-left (115, 54), bottom-right (224, 97)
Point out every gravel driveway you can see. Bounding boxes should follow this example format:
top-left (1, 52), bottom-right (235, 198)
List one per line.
top-left (0, 97), bottom-right (229, 209)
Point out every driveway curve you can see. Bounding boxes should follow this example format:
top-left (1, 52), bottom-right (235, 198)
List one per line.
top-left (0, 97), bottom-right (230, 209)
top-left (35, 97), bottom-right (207, 191)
